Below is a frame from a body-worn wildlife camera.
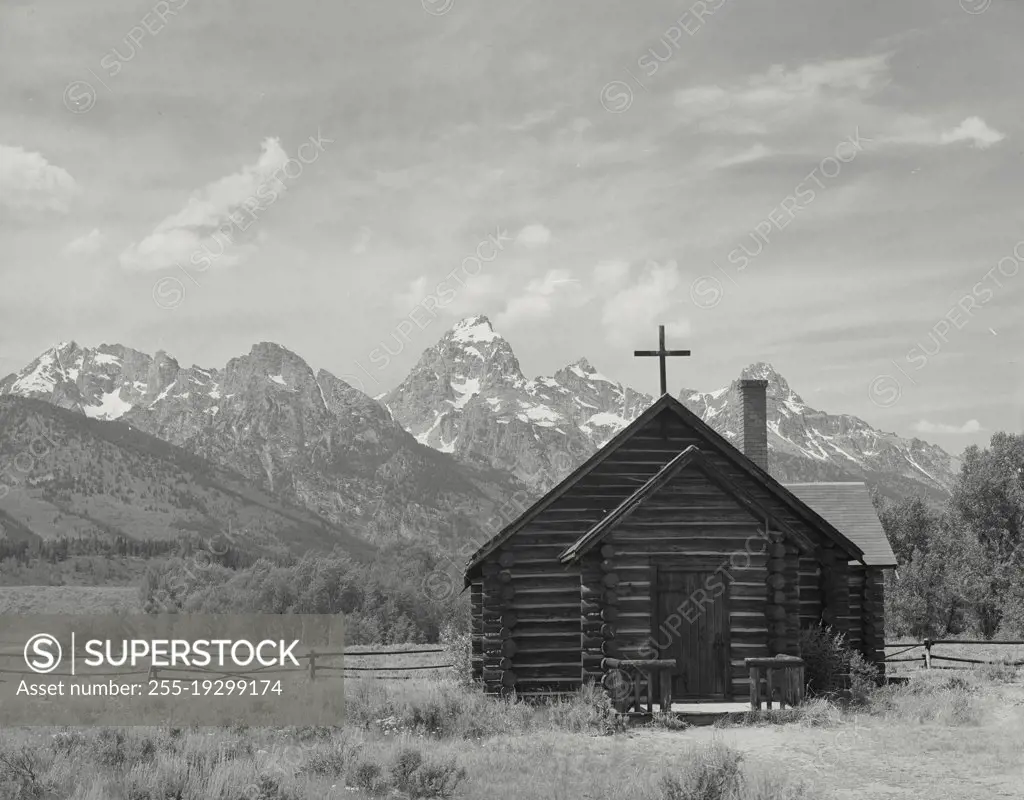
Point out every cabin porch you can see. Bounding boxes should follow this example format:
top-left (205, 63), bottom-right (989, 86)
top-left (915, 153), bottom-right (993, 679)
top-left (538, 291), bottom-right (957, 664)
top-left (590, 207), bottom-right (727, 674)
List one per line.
top-left (603, 655), bottom-right (805, 724)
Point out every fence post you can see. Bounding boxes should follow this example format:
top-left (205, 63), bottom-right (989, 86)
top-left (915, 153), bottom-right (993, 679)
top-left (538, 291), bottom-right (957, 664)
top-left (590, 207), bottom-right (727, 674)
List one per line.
top-left (923, 639), bottom-right (932, 670)
top-left (308, 649), bottom-right (317, 682)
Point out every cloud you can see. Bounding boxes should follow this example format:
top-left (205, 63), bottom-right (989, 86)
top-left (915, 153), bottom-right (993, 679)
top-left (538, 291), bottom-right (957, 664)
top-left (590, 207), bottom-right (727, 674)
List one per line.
top-left (495, 268), bottom-right (582, 327)
top-left (61, 228), bottom-right (105, 257)
top-left (882, 115), bottom-right (1006, 150)
top-left (674, 55), bottom-right (891, 135)
top-left (673, 56), bottom-right (1003, 154)
top-left (119, 138), bottom-right (289, 271)
top-left (0, 144), bottom-right (79, 213)
top-left (939, 117), bottom-right (1005, 149)
top-left (516, 223), bottom-right (552, 248)
top-left (599, 260), bottom-right (691, 347)
top-left (913, 418), bottom-right (982, 434)
top-left (703, 143), bottom-right (774, 171)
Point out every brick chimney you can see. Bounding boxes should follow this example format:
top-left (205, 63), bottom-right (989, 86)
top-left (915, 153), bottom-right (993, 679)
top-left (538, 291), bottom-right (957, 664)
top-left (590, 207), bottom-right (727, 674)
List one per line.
top-left (738, 379), bottom-right (769, 471)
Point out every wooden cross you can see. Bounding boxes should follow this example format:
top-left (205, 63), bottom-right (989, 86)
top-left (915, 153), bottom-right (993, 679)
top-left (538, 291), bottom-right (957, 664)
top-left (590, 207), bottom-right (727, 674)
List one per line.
top-left (634, 325), bottom-right (691, 396)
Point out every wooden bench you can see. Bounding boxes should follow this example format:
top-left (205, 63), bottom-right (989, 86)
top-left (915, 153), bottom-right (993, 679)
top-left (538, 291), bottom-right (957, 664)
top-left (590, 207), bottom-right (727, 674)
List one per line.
top-left (601, 658), bottom-right (676, 713)
top-left (745, 655), bottom-right (804, 710)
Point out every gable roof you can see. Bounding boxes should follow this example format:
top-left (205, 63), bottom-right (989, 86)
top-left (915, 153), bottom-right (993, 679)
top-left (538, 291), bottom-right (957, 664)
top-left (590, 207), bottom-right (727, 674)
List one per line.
top-left (783, 482), bottom-right (898, 567)
top-left (464, 394), bottom-right (865, 584)
top-left (558, 445), bottom-right (813, 564)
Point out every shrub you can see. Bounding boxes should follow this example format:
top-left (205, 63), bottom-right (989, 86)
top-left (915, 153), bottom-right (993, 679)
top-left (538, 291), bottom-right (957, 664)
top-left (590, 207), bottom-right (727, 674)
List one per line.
top-left (390, 747), bottom-right (424, 790)
top-left (89, 728), bottom-right (158, 769)
top-left (799, 625), bottom-right (878, 704)
top-left (345, 678), bottom-right (535, 739)
top-left (0, 746), bottom-right (51, 800)
top-left (659, 742), bottom-right (743, 800)
top-left (403, 756), bottom-right (467, 799)
top-left (301, 736), bottom-right (361, 779)
top-left (545, 681), bottom-right (625, 735)
top-left (352, 760), bottom-right (385, 794)
top-left (440, 618), bottom-right (473, 687)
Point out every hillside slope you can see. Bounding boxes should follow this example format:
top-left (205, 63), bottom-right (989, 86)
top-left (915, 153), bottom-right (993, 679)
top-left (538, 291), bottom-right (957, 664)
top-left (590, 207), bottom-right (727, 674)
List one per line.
top-left (0, 396), bottom-right (375, 558)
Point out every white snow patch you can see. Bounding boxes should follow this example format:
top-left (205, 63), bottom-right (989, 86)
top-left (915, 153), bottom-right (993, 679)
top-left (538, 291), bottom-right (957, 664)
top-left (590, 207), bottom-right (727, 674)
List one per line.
top-left (784, 398), bottom-right (804, 415)
top-left (12, 354), bottom-right (57, 394)
top-left (451, 317), bottom-right (498, 344)
top-left (208, 385), bottom-right (222, 400)
top-left (415, 411), bottom-right (444, 445)
top-left (710, 387), bottom-right (728, 400)
top-left (152, 381), bottom-right (177, 404)
top-left (67, 369), bottom-right (80, 382)
top-left (84, 389), bottom-right (133, 420)
top-left (93, 353), bottom-right (121, 366)
top-left (585, 411), bottom-right (630, 428)
top-left (463, 345), bottom-right (485, 360)
top-left (904, 451), bottom-right (937, 482)
top-left (515, 404), bottom-right (561, 427)
top-left (207, 406), bottom-right (219, 416)
top-left (269, 374), bottom-right (287, 386)
top-left (450, 377), bottom-right (480, 409)
top-left (574, 396), bottom-right (598, 409)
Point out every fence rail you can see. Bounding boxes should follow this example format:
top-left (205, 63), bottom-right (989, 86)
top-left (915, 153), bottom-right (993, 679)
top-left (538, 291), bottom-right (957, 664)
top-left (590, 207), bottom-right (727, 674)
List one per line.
top-left (883, 639), bottom-right (1024, 670)
top-left (0, 645), bottom-right (453, 683)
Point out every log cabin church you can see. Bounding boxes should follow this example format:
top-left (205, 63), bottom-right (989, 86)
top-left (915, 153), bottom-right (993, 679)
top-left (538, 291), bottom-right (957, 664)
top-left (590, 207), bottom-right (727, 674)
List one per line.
top-left (463, 353), bottom-right (897, 706)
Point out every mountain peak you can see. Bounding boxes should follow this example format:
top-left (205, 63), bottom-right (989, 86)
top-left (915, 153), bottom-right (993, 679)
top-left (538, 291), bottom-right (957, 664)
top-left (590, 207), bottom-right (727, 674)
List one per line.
top-left (740, 362), bottom-right (782, 381)
top-left (571, 357), bottom-right (594, 372)
top-left (449, 315), bottom-right (500, 344)
top-left (739, 362), bottom-right (799, 402)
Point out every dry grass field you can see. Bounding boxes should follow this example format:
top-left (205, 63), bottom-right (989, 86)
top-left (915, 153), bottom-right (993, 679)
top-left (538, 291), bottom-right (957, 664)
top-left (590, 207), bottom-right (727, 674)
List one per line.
top-left (1, 660), bottom-right (1022, 800)
top-left (0, 585), bottom-right (139, 615)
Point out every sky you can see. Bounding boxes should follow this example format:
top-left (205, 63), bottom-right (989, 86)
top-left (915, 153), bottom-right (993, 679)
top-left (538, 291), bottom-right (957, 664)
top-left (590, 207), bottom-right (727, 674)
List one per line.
top-left (0, 0), bottom-right (1021, 457)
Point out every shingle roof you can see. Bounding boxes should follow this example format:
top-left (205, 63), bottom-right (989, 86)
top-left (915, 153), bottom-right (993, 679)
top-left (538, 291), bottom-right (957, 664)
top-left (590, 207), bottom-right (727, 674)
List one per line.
top-left (463, 394), bottom-right (867, 583)
top-left (783, 482), bottom-right (898, 567)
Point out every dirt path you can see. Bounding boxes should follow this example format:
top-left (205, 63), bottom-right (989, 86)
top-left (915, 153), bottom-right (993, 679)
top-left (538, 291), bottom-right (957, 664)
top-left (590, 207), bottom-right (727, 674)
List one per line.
top-left (629, 693), bottom-right (1024, 799)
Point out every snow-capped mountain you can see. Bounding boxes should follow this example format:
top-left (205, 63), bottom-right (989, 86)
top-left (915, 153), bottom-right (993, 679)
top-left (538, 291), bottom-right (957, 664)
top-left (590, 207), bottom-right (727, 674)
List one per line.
top-left (381, 316), bottom-right (652, 488)
top-left (1, 340), bottom-right (513, 546)
top-left (383, 317), bottom-right (957, 503)
top-left (0, 317), bottom-right (960, 552)
top-left (1, 342), bottom-right (155, 420)
top-left (679, 363), bottom-right (959, 502)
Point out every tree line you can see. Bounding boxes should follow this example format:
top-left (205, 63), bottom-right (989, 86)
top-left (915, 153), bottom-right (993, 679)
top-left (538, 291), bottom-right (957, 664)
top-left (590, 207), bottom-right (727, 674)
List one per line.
top-left (877, 431), bottom-right (1024, 639)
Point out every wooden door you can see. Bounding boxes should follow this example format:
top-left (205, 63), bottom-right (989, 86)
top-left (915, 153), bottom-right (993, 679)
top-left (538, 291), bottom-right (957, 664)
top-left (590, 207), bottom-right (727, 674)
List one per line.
top-left (654, 569), bottom-right (730, 700)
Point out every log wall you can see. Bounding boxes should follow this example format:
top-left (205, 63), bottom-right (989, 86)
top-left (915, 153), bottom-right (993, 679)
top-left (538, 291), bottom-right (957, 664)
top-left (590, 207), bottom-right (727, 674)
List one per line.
top-left (797, 556), bottom-right (823, 628)
top-left (470, 579), bottom-right (483, 684)
top-left (846, 564), bottom-right (865, 653)
top-left (860, 566), bottom-right (886, 669)
top-left (602, 468), bottom-right (772, 701)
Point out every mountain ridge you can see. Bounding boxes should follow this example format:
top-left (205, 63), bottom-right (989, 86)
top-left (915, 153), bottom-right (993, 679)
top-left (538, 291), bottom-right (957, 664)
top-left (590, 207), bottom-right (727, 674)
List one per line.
top-left (0, 317), bottom-right (960, 553)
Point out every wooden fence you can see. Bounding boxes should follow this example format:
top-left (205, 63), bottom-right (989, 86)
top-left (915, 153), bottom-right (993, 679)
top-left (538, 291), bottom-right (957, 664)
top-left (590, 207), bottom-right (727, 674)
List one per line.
top-left (0, 646), bottom-right (453, 683)
top-left (884, 639), bottom-right (1024, 670)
